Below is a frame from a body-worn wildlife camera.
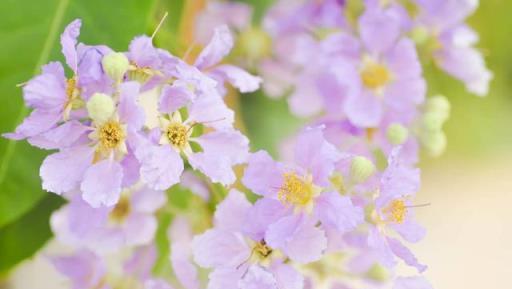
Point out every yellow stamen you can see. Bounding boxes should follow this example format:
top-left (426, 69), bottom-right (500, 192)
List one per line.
top-left (254, 240), bottom-right (273, 260)
top-left (166, 123), bottom-right (189, 149)
top-left (99, 121), bottom-right (125, 150)
top-left (384, 199), bottom-right (407, 223)
top-left (278, 173), bottom-right (315, 207)
top-left (109, 195), bottom-right (131, 223)
top-left (361, 62), bottom-right (391, 90)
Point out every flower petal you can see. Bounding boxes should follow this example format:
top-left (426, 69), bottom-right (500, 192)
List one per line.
top-left (61, 19), bottom-right (81, 71)
top-left (195, 25), bottom-right (233, 69)
top-left (81, 159), bottom-right (123, 207)
top-left (40, 145), bottom-right (94, 194)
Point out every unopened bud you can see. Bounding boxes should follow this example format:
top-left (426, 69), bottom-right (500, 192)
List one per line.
top-left (425, 95), bottom-right (451, 122)
top-left (237, 27), bottom-right (272, 61)
top-left (86, 93), bottom-right (115, 124)
top-left (410, 26), bottom-right (430, 45)
top-left (386, 123), bottom-right (408, 145)
top-left (421, 111), bottom-right (444, 132)
top-left (421, 130), bottom-right (447, 157)
top-left (366, 264), bottom-right (389, 282)
top-left (102, 52), bottom-right (129, 83)
top-left (350, 156), bottom-right (376, 183)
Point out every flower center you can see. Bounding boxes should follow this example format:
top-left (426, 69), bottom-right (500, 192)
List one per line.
top-left (109, 195), bottom-right (131, 223)
top-left (166, 123), bottom-right (188, 149)
top-left (254, 240), bottom-right (273, 260)
top-left (99, 121), bottom-right (125, 150)
top-left (278, 173), bottom-right (315, 207)
top-left (384, 199), bottom-right (407, 223)
top-left (361, 62), bottom-right (391, 90)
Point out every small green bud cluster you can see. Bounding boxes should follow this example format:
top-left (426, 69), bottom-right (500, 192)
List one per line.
top-left (419, 95), bottom-right (451, 157)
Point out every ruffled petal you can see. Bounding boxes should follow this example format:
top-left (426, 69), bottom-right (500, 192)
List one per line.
top-left (211, 64), bottom-right (262, 93)
top-left (139, 145), bottom-right (184, 190)
top-left (40, 145), bottom-right (94, 194)
top-left (81, 159), bottom-right (123, 207)
top-left (195, 25), bottom-right (233, 69)
top-left (242, 151), bottom-right (284, 198)
top-left (192, 229), bottom-right (251, 268)
top-left (61, 19), bottom-right (81, 71)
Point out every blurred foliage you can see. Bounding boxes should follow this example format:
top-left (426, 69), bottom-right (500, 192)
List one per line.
top-left (0, 0), bottom-right (510, 276)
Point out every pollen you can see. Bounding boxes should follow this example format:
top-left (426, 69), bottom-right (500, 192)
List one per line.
top-left (109, 195), bottom-right (131, 223)
top-left (99, 121), bottom-right (125, 150)
top-left (254, 240), bottom-right (273, 259)
top-left (385, 199), bottom-right (407, 224)
top-left (66, 77), bottom-right (78, 99)
top-left (166, 123), bottom-right (188, 149)
top-left (278, 173), bottom-right (314, 207)
top-left (361, 62), bottom-right (391, 90)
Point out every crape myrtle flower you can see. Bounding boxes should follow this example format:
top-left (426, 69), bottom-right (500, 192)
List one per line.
top-left (40, 81), bottom-right (145, 207)
top-left (242, 126), bottom-right (364, 263)
top-left (412, 0), bottom-right (492, 96)
top-left (192, 189), bottom-right (304, 289)
top-left (4, 19), bottom-right (112, 144)
top-left (50, 183), bottom-right (165, 252)
top-left (338, 4), bottom-right (426, 128)
top-left (53, 246), bottom-right (162, 289)
top-left (365, 147), bottom-right (427, 272)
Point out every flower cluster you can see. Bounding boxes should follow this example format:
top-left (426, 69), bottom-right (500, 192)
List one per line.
top-left (3, 1), bottom-right (491, 289)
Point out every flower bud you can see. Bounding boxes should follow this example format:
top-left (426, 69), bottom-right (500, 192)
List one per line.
top-left (410, 26), bottom-right (430, 45)
top-left (421, 130), bottom-right (447, 157)
top-left (425, 95), bottom-right (451, 122)
top-left (386, 123), bottom-right (408, 145)
top-left (86, 93), bottom-right (115, 124)
top-left (237, 27), bottom-right (272, 62)
top-left (365, 264), bottom-right (389, 282)
top-left (421, 111), bottom-right (445, 132)
top-left (350, 156), bottom-right (376, 183)
top-left (102, 52), bottom-right (129, 83)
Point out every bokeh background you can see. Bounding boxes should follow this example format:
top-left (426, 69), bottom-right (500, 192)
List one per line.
top-left (0, 0), bottom-right (511, 288)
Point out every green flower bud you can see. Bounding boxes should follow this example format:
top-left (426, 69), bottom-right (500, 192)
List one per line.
top-left (425, 95), bottom-right (451, 122)
top-left (421, 130), bottom-right (447, 157)
top-left (386, 123), bottom-right (409, 145)
top-left (237, 27), bottom-right (272, 61)
top-left (87, 93), bottom-right (115, 124)
top-left (421, 111), bottom-right (444, 132)
top-left (350, 156), bottom-right (376, 183)
top-left (102, 52), bottom-right (129, 83)
top-left (365, 264), bottom-right (389, 282)
top-left (410, 26), bottom-right (430, 45)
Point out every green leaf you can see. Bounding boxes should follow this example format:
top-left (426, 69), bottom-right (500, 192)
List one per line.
top-left (0, 194), bottom-right (64, 274)
top-left (0, 0), bottom-right (160, 228)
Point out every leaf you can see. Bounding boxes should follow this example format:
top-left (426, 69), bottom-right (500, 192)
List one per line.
top-left (0, 194), bottom-right (64, 274)
top-left (0, 0), bottom-right (159, 228)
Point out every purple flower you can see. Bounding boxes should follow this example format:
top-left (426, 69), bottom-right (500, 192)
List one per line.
top-left (243, 127), bottom-right (364, 262)
top-left (339, 6), bottom-right (425, 128)
top-left (51, 184), bottom-right (165, 252)
top-left (192, 189), bottom-right (304, 289)
top-left (40, 82), bottom-right (145, 207)
top-left (137, 77), bottom-right (249, 189)
top-left (414, 0), bottom-right (492, 96)
top-left (366, 147), bottom-right (427, 272)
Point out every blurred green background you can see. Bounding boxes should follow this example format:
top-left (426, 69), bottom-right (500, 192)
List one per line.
top-left (0, 0), bottom-right (510, 287)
